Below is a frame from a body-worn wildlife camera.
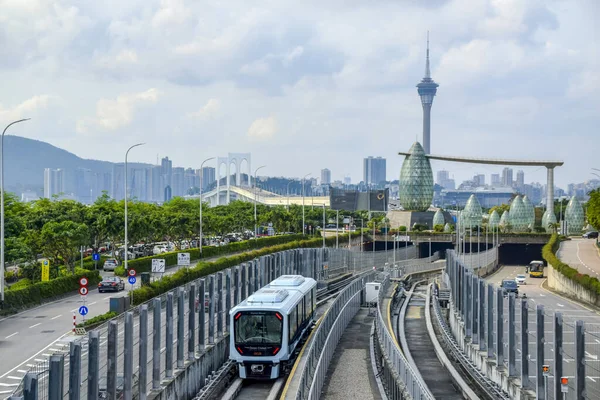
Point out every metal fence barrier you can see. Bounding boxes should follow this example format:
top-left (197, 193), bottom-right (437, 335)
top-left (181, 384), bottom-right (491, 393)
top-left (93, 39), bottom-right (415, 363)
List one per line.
top-left (373, 276), bottom-right (434, 400)
top-left (445, 250), bottom-right (592, 400)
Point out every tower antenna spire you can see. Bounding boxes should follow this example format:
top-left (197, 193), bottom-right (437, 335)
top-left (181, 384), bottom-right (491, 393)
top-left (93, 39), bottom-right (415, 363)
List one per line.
top-left (425, 31), bottom-right (431, 79)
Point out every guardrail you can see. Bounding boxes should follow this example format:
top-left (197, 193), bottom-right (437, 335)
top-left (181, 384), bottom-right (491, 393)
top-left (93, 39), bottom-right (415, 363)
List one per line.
top-left (384, 252), bottom-right (441, 278)
top-left (293, 271), bottom-right (376, 400)
top-left (446, 250), bottom-right (599, 400)
top-left (373, 276), bottom-right (434, 400)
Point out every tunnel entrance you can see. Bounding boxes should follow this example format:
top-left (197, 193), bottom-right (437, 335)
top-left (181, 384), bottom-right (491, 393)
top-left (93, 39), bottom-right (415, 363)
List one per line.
top-left (498, 243), bottom-right (544, 266)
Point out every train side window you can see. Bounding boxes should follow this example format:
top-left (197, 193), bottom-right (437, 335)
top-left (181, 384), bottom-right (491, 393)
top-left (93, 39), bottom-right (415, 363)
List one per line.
top-left (295, 304), bottom-right (300, 334)
top-left (289, 308), bottom-right (296, 341)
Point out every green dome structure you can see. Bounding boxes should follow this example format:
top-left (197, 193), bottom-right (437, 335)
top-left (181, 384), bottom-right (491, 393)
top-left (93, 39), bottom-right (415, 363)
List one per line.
top-left (522, 195), bottom-right (536, 230)
top-left (444, 223), bottom-right (452, 232)
top-left (542, 210), bottom-right (558, 232)
top-left (565, 197), bottom-right (585, 235)
top-left (462, 194), bottom-right (483, 227)
top-left (432, 209), bottom-right (445, 227)
top-left (489, 210), bottom-right (500, 229)
top-left (509, 196), bottom-right (530, 232)
top-left (500, 210), bottom-right (510, 229)
top-left (399, 142), bottom-right (434, 212)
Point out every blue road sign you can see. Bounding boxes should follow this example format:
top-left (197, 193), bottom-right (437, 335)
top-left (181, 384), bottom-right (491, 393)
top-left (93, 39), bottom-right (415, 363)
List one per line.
top-left (128, 276), bottom-right (137, 285)
top-left (92, 253), bottom-right (100, 261)
top-left (79, 306), bottom-right (89, 316)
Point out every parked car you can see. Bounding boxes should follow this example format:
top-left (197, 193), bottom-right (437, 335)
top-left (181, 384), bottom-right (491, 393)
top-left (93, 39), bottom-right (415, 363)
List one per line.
top-left (501, 279), bottom-right (519, 296)
top-left (583, 231), bottom-right (599, 239)
top-left (153, 245), bottom-right (167, 255)
top-left (515, 274), bottom-right (527, 285)
top-left (98, 373), bottom-right (138, 400)
top-left (98, 277), bottom-right (125, 293)
top-left (103, 259), bottom-right (119, 271)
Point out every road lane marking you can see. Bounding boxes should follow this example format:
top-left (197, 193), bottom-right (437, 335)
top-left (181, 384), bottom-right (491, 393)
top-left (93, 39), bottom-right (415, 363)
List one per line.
top-left (5, 332), bottom-right (18, 339)
top-left (28, 323), bottom-right (41, 329)
top-left (588, 377), bottom-right (597, 382)
top-left (586, 351), bottom-right (598, 360)
top-left (6, 376), bottom-right (22, 380)
top-left (17, 370), bottom-right (27, 374)
top-left (0, 383), bottom-right (19, 387)
top-left (103, 296), bottom-right (111, 300)
top-left (89, 302), bottom-right (97, 305)
top-left (34, 359), bottom-right (45, 362)
top-left (557, 303), bottom-right (564, 307)
top-left (51, 315), bottom-right (62, 320)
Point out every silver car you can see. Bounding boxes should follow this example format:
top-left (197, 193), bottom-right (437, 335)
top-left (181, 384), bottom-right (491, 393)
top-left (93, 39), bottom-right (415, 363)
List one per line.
top-left (103, 259), bottom-right (118, 271)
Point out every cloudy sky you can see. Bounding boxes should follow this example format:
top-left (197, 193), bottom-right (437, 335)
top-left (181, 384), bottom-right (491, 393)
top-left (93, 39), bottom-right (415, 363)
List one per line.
top-left (1, 0), bottom-right (598, 188)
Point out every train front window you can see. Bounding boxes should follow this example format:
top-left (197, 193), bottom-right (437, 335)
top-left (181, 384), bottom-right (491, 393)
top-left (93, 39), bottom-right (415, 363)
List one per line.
top-left (234, 311), bottom-right (282, 345)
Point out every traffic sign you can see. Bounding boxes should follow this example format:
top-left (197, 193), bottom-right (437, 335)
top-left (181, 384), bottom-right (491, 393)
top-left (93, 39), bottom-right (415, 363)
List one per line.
top-left (79, 287), bottom-right (89, 296)
top-left (41, 260), bottom-right (50, 282)
top-left (542, 365), bottom-right (550, 376)
top-left (78, 306), bottom-right (89, 316)
top-left (128, 276), bottom-right (137, 285)
top-left (151, 259), bottom-right (166, 273)
top-left (561, 377), bottom-right (569, 393)
top-left (92, 253), bottom-right (100, 261)
top-left (79, 277), bottom-right (88, 286)
top-left (42, 259), bottom-right (49, 267)
top-left (128, 269), bottom-right (136, 277)
top-left (177, 253), bottom-right (190, 266)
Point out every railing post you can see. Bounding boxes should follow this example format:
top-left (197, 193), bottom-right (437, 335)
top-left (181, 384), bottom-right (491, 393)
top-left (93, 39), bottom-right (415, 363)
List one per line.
top-left (124, 312), bottom-right (134, 400)
top-left (87, 331), bottom-right (99, 400)
top-left (176, 288), bottom-right (184, 368)
top-left (247, 262), bottom-right (254, 294)
top-left (254, 261), bottom-right (259, 292)
top-left (575, 320), bottom-right (585, 399)
top-left (48, 354), bottom-right (64, 400)
top-left (536, 304), bottom-right (545, 399)
top-left (479, 279), bottom-right (486, 351)
top-left (553, 312), bottom-right (563, 400)
top-left (496, 287), bottom-right (504, 367)
top-left (107, 320), bottom-right (118, 400)
top-left (226, 269), bottom-right (232, 331)
top-left (188, 283), bottom-right (196, 360)
top-left (152, 297), bottom-right (161, 390)
top-left (471, 275), bottom-right (478, 344)
top-left (198, 279), bottom-right (205, 351)
top-left (209, 275), bottom-right (215, 344)
top-left (23, 372), bottom-right (38, 400)
top-left (521, 299), bottom-right (529, 390)
top-left (508, 293), bottom-right (516, 377)
top-left (139, 305), bottom-right (148, 400)
top-left (165, 292), bottom-right (174, 378)
top-left (217, 272), bottom-right (223, 338)
top-left (68, 341), bottom-right (81, 400)
top-left (233, 266), bottom-right (239, 306)
top-left (240, 263), bottom-right (247, 300)
top-left (466, 271), bottom-right (472, 337)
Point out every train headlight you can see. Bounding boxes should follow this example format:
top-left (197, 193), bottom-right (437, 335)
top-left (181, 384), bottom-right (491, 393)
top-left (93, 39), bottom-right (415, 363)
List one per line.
top-left (251, 364), bottom-right (264, 373)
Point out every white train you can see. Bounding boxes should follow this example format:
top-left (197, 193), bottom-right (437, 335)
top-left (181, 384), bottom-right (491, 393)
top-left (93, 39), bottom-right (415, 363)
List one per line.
top-left (229, 275), bottom-right (317, 379)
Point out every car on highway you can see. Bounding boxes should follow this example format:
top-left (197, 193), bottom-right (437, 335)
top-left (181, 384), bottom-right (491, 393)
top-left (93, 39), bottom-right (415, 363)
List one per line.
top-left (98, 277), bottom-right (125, 293)
top-left (103, 258), bottom-right (119, 271)
top-left (583, 231), bottom-right (599, 239)
top-left (501, 279), bottom-right (519, 296)
top-left (515, 274), bottom-right (527, 285)
top-left (98, 373), bottom-right (138, 399)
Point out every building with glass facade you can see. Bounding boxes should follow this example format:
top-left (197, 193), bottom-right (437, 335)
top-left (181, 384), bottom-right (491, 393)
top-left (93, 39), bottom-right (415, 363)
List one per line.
top-left (489, 210), bottom-right (500, 229)
top-left (500, 211), bottom-right (510, 229)
top-left (461, 194), bottom-right (483, 227)
top-left (541, 210), bottom-right (557, 232)
top-left (433, 209), bottom-right (445, 227)
top-left (522, 195), bottom-right (536, 230)
top-left (399, 142), bottom-right (434, 212)
top-left (509, 195), bottom-right (530, 232)
top-left (565, 196), bottom-right (585, 235)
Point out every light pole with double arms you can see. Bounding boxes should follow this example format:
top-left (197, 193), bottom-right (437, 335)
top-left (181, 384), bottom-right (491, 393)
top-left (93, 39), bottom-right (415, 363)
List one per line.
top-left (124, 143), bottom-right (145, 272)
top-left (199, 157), bottom-right (215, 255)
top-left (302, 173), bottom-right (311, 235)
top-left (254, 165), bottom-right (266, 241)
top-left (1, 118), bottom-right (30, 306)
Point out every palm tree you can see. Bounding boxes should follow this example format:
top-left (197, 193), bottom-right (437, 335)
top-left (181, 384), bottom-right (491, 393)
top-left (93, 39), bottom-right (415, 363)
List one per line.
top-left (548, 222), bottom-right (560, 234)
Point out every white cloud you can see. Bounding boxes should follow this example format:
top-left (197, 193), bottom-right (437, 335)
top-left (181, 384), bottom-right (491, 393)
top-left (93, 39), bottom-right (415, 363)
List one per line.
top-left (77, 88), bottom-right (160, 132)
top-left (247, 116), bottom-right (278, 140)
top-left (0, 95), bottom-right (55, 122)
top-left (188, 98), bottom-right (221, 120)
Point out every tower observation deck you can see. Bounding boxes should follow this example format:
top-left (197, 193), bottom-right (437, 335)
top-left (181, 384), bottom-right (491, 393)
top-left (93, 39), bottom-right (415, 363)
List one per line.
top-left (416, 32), bottom-right (439, 155)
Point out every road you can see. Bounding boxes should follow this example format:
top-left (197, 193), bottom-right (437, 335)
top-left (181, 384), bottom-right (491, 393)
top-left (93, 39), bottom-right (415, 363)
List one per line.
top-left (485, 265), bottom-right (600, 399)
top-left (557, 238), bottom-right (600, 277)
top-left (0, 255), bottom-right (221, 395)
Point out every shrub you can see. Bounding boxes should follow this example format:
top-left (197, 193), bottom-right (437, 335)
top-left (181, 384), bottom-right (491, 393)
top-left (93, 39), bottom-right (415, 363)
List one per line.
top-left (8, 278), bottom-right (32, 290)
top-left (3, 270), bottom-right (102, 312)
top-left (543, 233), bottom-right (600, 296)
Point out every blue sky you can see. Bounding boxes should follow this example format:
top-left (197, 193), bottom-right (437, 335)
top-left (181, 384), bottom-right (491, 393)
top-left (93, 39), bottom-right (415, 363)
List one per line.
top-left (0, 0), bottom-right (598, 188)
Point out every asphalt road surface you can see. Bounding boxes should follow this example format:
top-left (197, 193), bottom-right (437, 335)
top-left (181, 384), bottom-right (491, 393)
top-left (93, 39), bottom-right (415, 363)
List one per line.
top-left (485, 265), bottom-right (600, 399)
top-left (557, 238), bottom-right (600, 277)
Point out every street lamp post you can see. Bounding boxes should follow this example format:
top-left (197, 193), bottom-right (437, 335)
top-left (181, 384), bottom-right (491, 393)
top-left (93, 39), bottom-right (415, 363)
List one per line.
top-left (124, 143), bottom-right (145, 273)
top-left (1, 118), bottom-right (30, 306)
top-left (199, 157), bottom-right (215, 256)
top-left (254, 165), bottom-right (267, 242)
top-left (302, 173), bottom-right (311, 235)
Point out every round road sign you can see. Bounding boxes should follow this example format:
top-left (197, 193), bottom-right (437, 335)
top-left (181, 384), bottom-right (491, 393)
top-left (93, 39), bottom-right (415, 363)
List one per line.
top-left (79, 287), bottom-right (89, 296)
top-left (79, 277), bottom-right (88, 286)
top-left (128, 276), bottom-right (137, 285)
top-left (128, 269), bottom-right (136, 277)
top-left (78, 306), bottom-right (89, 316)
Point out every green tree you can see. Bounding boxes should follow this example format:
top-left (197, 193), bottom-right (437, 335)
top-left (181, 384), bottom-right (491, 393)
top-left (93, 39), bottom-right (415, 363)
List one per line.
top-left (588, 189), bottom-right (600, 231)
top-left (41, 221), bottom-right (89, 273)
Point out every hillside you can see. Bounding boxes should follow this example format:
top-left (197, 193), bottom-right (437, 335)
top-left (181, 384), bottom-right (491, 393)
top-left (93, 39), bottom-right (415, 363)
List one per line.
top-left (2, 135), bottom-right (150, 192)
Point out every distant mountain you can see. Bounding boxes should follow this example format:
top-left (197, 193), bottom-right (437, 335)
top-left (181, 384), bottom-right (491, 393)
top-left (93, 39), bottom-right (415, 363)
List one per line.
top-left (3, 136), bottom-right (150, 193)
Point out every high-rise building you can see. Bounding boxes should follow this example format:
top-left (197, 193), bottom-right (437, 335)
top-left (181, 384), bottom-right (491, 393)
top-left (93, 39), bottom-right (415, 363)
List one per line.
top-left (416, 33), bottom-right (439, 154)
top-left (131, 168), bottom-right (147, 201)
top-left (321, 168), bottom-right (331, 185)
top-left (201, 167), bottom-right (216, 190)
top-left (44, 168), bottom-right (65, 198)
top-left (491, 174), bottom-right (500, 186)
top-left (502, 167), bottom-right (513, 187)
top-left (436, 170), bottom-right (449, 185)
top-left (161, 156), bottom-right (172, 187)
top-left (344, 176), bottom-right (351, 185)
top-left (75, 168), bottom-right (93, 203)
top-left (111, 164), bottom-right (125, 200)
top-left (363, 156), bottom-right (386, 187)
top-left (184, 168), bottom-right (197, 193)
top-left (474, 174), bottom-right (485, 187)
top-left (147, 166), bottom-right (162, 202)
top-left (516, 170), bottom-right (525, 187)
top-left (172, 167), bottom-right (185, 197)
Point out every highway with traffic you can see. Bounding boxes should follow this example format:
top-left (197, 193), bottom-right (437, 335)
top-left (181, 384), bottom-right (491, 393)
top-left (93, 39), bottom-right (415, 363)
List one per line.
top-left (557, 238), bottom-right (600, 277)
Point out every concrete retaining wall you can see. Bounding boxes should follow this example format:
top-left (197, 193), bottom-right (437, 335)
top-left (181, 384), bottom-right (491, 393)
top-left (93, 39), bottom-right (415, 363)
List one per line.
top-left (547, 264), bottom-right (600, 307)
